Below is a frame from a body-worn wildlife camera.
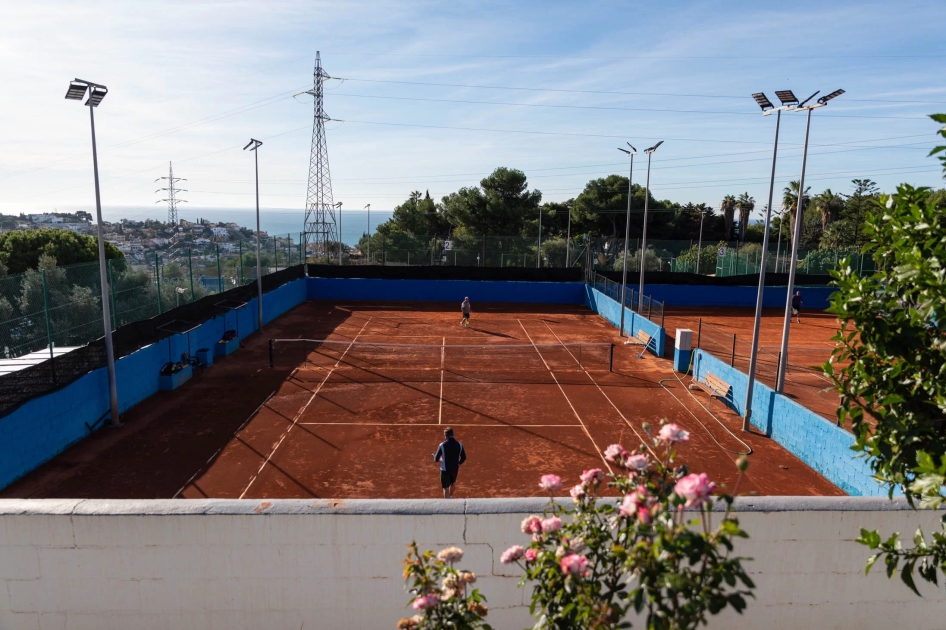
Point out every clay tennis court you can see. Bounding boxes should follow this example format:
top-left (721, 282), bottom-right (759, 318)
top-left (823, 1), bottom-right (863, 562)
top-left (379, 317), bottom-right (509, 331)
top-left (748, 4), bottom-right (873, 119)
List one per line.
top-left (2, 301), bottom-right (843, 500)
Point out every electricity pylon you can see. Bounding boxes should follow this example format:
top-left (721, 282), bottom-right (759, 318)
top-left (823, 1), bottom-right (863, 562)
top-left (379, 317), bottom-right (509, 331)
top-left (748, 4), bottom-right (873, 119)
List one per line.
top-left (155, 162), bottom-right (186, 226)
top-left (301, 51), bottom-right (337, 263)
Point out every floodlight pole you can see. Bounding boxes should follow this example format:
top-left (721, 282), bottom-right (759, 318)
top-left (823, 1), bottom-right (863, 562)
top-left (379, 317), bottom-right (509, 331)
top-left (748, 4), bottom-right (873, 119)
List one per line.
top-left (776, 107), bottom-right (813, 392)
top-left (618, 145), bottom-right (636, 336)
top-left (88, 104), bottom-right (121, 428)
top-left (744, 106), bottom-right (783, 430)
top-left (696, 207), bottom-right (709, 274)
top-left (565, 202), bottom-right (572, 268)
top-left (638, 141), bottom-right (662, 312)
top-left (244, 139), bottom-right (264, 331)
top-left (365, 204), bottom-right (371, 263)
top-left (537, 208), bottom-right (542, 269)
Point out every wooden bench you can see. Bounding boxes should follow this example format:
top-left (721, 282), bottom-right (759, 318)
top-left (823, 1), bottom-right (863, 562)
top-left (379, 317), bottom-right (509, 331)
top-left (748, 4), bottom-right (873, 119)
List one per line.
top-left (696, 372), bottom-right (732, 400)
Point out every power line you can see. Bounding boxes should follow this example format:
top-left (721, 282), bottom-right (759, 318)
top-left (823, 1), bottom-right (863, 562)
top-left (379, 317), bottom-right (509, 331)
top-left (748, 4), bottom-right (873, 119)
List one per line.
top-left (330, 51), bottom-right (946, 60)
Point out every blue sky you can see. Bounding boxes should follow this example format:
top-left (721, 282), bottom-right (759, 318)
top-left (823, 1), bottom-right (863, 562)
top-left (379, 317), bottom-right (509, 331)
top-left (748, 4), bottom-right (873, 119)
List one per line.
top-left (1, 0), bottom-right (944, 225)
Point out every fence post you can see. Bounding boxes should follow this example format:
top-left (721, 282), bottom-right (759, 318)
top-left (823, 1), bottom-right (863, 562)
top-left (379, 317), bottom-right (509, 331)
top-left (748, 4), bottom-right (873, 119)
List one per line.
top-left (155, 252), bottom-right (162, 314)
top-left (216, 244), bottom-right (222, 293)
top-left (41, 269), bottom-right (53, 359)
top-left (731, 334), bottom-right (736, 367)
top-left (273, 236), bottom-right (278, 271)
top-left (239, 241), bottom-right (244, 286)
top-left (108, 259), bottom-right (117, 331)
top-left (269, 339), bottom-right (274, 368)
top-left (696, 318), bottom-right (702, 349)
top-left (609, 343), bottom-right (614, 372)
top-left (647, 296), bottom-right (652, 320)
top-left (188, 248), bottom-right (195, 302)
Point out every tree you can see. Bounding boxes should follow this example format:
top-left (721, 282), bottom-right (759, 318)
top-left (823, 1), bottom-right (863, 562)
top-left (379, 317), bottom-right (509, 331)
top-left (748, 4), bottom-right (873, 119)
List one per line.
top-left (380, 190), bottom-right (450, 237)
top-left (736, 193), bottom-right (755, 243)
top-left (441, 168), bottom-right (541, 236)
top-left (573, 177), bottom-right (665, 242)
top-left (0, 228), bottom-right (123, 274)
top-left (831, 118), bottom-right (946, 591)
top-left (781, 181), bottom-right (811, 244)
top-left (842, 179), bottom-right (880, 246)
top-left (720, 194), bottom-right (737, 241)
top-left (813, 189), bottom-right (845, 233)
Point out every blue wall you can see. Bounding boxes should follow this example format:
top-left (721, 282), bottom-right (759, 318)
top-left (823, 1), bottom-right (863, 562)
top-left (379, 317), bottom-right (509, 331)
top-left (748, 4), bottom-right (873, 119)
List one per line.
top-left (307, 278), bottom-right (586, 304)
top-left (583, 285), bottom-right (666, 357)
top-left (645, 284), bottom-right (836, 309)
top-left (692, 349), bottom-right (884, 496)
top-left (0, 278), bottom-right (308, 492)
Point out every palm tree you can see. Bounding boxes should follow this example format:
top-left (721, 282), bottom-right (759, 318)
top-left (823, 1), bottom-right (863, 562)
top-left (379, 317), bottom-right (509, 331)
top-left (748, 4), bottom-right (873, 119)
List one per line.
top-left (813, 189), bottom-right (844, 232)
top-left (782, 181), bottom-right (811, 242)
top-left (720, 194), bottom-right (737, 241)
top-left (736, 192), bottom-right (755, 243)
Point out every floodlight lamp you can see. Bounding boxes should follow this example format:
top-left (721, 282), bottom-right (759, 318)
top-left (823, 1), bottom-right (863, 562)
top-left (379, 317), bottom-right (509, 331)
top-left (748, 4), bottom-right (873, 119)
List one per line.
top-left (774, 90), bottom-right (798, 106)
top-left (86, 85), bottom-right (107, 107)
top-left (818, 89), bottom-right (845, 105)
top-left (645, 140), bottom-right (664, 153)
top-left (752, 93), bottom-right (774, 111)
top-left (626, 142), bottom-right (637, 153)
top-left (617, 147), bottom-right (631, 155)
top-left (797, 91), bottom-right (820, 108)
top-left (243, 138), bottom-right (263, 151)
top-left (65, 81), bottom-right (88, 101)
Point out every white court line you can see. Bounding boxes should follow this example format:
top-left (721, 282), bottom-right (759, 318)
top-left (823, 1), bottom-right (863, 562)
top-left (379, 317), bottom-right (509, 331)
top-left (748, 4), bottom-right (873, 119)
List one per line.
top-left (439, 336), bottom-right (445, 425)
top-left (298, 423), bottom-right (583, 427)
top-left (517, 319), bottom-right (612, 473)
top-left (239, 317), bottom-right (372, 498)
top-left (542, 321), bottom-right (656, 459)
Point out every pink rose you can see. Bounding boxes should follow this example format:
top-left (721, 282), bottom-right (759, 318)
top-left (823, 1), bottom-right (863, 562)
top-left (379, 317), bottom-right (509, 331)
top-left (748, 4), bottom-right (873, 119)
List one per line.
top-left (560, 553), bottom-right (588, 576)
top-left (658, 423), bottom-right (690, 443)
top-left (619, 492), bottom-right (642, 516)
top-left (520, 516), bottom-right (543, 534)
top-left (625, 454), bottom-right (649, 473)
top-left (412, 593), bottom-right (439, 610)
top-left (540, 515), bottom-right (562, 533)
top-left (603, 444), bottom-right (628, 464)
top-left (538, 474), bottom-right (563, 492)
top-left (579, 468), bottom-right (605, 485)
top-left (637, 506), bottom-right (653, 524)
top-left (674, 473), bottom-right (717, 507)
top-left (500, 545), bottom-right (524, 564)
top-left (569, 484), bottom-right (585, 504)
top-left (523, 548), bottom-right (538, 562)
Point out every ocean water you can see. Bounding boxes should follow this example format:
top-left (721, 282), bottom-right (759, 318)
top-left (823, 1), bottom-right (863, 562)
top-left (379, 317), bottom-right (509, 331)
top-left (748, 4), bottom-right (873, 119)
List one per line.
top-left (101, 207), bottom-right (393, 246)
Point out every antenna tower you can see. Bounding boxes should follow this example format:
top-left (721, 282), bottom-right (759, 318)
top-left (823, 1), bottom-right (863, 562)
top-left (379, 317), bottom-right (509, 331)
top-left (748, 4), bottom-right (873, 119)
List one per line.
top-left (302, 51), bottom-right (337, 261)
top-left (156, 162), bottom-right (187, 226)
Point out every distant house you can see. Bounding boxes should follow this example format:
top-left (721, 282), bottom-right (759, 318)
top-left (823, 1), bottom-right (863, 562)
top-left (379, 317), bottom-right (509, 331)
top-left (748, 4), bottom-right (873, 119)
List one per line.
top-left (195, 238), bottom-right (211, 245)
top-left (211, 227), bottom-right (228, 238)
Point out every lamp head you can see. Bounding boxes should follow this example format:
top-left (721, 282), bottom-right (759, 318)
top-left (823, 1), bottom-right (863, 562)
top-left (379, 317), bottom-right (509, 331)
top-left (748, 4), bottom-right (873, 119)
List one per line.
top-left (775, 90), bottom-right (798, 106)
top-left (752, 92), bottom-right (774, 111)
top-left (818, 89), bottom-right (845, 105)
top-left (243, 139), bottom-right (263, 151)
top-left (626, 142), bottom-right (637, 153)
top-left (645, 140), bottom-right (663, 153)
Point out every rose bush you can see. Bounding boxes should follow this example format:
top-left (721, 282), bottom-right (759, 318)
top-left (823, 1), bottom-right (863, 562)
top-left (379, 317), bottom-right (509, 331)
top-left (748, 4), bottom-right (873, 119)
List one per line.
top-left (399, 542), bottom-right (492, 630)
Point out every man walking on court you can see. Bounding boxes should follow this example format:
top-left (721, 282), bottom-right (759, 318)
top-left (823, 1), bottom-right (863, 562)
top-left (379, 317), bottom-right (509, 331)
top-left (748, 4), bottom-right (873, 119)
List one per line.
top-left (791, 290), bottom-right (803, 323)
top-left (433, 427), bottom-right (466, 498)
top-left (460, 297), bottom-right (472, 328)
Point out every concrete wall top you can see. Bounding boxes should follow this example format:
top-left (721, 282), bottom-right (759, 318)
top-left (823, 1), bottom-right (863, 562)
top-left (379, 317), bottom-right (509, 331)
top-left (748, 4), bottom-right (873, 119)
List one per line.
top-left (0, 496), bottom-right (919, 517)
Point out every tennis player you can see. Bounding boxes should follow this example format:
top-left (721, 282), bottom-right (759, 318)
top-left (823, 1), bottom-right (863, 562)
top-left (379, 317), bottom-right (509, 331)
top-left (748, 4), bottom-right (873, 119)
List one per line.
top-left (791, 290), bottom-right (803, 323)
top-left (460, 297), bottom-right (472, 328)
top-left (433, 427), bottom-right (467, 498)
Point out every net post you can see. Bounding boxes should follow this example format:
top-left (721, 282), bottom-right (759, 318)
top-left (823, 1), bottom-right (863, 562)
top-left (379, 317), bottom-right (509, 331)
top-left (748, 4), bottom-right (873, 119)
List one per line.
top-left (269, 339), bottom-right (274, 368)
top-left (696, 318), bottom-right (702, 349)
top-left (731, 334), bottom-right (736, 367)
top-left (609, 343), bottom-right (614, 372)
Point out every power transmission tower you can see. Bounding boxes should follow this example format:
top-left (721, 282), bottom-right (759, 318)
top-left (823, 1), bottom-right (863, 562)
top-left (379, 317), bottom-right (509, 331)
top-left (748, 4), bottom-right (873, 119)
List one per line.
top-left (302, 51), bottom-right (337, 263)
top-left (156, 162), bottom-right (187, 226)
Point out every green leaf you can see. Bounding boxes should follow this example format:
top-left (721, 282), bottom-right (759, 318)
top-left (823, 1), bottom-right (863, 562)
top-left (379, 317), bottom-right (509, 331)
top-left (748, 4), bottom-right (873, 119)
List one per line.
top-left (856, 529), bottom-right (882, 549)
top-left (901, 561), bottom-right (921, 597)
top-left (865, 554), bottom-right (880, 575)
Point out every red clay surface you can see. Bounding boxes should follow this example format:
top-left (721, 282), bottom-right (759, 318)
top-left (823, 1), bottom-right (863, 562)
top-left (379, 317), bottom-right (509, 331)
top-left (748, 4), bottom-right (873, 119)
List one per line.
top-left (662, 306), bottom-right (843, 420)
top-left (3, 301), bottom-right (842, 500)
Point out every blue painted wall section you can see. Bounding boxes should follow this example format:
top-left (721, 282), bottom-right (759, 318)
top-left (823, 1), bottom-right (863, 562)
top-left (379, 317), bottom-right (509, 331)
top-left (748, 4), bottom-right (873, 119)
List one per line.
top-left (0, 278), bottom-right (308, 492)
top-left (691, 349), bottom-right (884, 497)
top-left (645, 284), bottom-right (836, 309)
top-left (583, 285), bottom-right (666, 357)
top-left (307, 278), bottom-right (586, 304)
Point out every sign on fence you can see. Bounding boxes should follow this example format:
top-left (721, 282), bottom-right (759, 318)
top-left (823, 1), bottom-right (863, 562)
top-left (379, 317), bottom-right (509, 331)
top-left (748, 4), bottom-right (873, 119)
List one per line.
top-left (717, 246), bottom-right (727, 258)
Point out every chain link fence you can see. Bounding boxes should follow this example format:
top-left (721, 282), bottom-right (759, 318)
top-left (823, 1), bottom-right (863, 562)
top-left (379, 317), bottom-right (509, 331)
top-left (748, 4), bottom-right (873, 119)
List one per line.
top-left (585, 268), bottom-right (665, 330)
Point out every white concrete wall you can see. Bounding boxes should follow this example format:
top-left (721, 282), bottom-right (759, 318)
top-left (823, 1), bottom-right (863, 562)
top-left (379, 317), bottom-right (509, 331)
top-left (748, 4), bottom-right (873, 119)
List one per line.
top-left (0, 497), bottom-right (943, 629)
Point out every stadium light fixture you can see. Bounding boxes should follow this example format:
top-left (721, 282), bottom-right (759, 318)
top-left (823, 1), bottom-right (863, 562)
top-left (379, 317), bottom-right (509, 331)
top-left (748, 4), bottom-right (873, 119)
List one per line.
top-left (64, 78), bottom-right (120, 428)
top-left (743, 89), bottom-right (793, 431)
top-left (243, 138), bottom-right (264, 331)
top-left (638, 141), bottom-right (662, 312)
top-left (617, 143), bottom-right (637, 336)
top-left (775, 89), bottom-right (844, 393)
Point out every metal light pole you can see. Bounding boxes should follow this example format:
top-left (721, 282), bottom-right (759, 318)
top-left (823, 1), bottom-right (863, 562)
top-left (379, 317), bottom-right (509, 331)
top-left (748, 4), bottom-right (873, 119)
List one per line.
top-left (743, 91), bottom-right (793, 430)
top-left (536, 208), bottom-right (542, 269)
top-left (243, 139), bottom-right (264, 331)
top-left (773, 207), bottom-right (783, 273)
top-left (617, 143), bottom-right (637, 336)
top-left (695, 206), bottom-right (711, 274)
top-left (565, 202), bottom-right (573, 268)
top-left (638, 141), bottom-right (663, 312)
top-left (365, 204), bottom-right (371, 263)
top-left (335, 202), bottom-right (343, 265)
top-left (65, 79), bottom-right (120, 427)
top-left (776, 89), bottom-right (844, 392)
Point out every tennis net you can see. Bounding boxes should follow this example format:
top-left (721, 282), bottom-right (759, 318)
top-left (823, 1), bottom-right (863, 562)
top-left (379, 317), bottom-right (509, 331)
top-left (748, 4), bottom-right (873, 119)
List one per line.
top-left (269, 339), bottom-right (614, 373)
